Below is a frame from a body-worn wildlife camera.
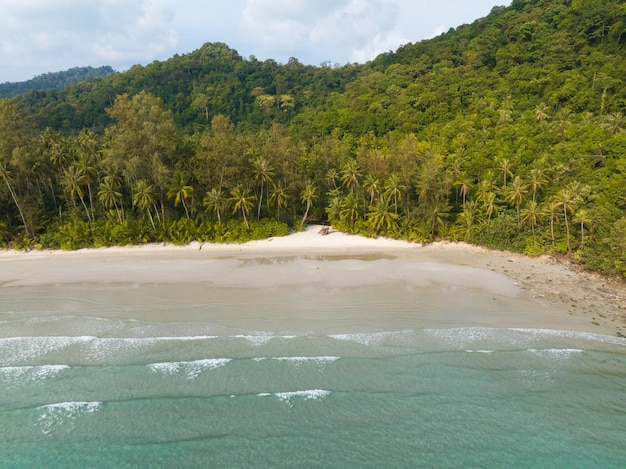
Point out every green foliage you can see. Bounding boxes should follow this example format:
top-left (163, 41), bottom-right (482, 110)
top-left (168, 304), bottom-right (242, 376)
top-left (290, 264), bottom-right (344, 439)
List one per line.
top-left (1, 0), bottom-right (626, 280)
top-left (0, 66), bottom-right (115, 98)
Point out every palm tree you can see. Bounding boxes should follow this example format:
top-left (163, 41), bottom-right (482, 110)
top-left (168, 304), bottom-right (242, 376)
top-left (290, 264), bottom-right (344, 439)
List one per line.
top-left (534, 102), bottom-right (550, 123)
top-left (229, 184), bottom-right (255, 229)
top-left (340, 192), bottom-right (360, 228)
top-left (251, 156), bottom-right (274, 220)
top-left (504, 175), bottom-right (529, 224)
top-left (368, 195), bottom-right (398, 234)
top-left (540, 200), bottom-right (561, 248)
top-left (383, 173), bottom-right (404, 215)
top-left (497, 158), bottom-right (513, 187)
top-left (134, 180), bottom-right (157, 230)
top-left (521, 200), bottom-right (539, 236)
top-left (167, 171), bottom-right (194, 219)
top-left (457, 174), bottom-right (472, 206)
top-left (553, 184), bottom-right (583, 255)
top-left (325, 168), bottom-right (339, 190)
top-left (300, 181), bottom-right (318, 226)
top-left (0, 162), bottom-right (29, 235)
top-left (203, 188), bottom-right (227, 225)
top-left (61, 165), bottom-right (91, 221)
top-left (573, 208), bottom-right (592, 250)
top-left (325, 195), bottom-right (343, 223)
top-left (527, 167), bottom-right (547, 203)
top-left (98, 175), bottom-right (124, 223)
top-left (363, 174), bottom-right (381, 206)
top-left (269, 184), bottom-right (289, 221)
top-left (457, 201), bottom-right (478, 240)
top-left (340, 159), bottom-right (362, 194)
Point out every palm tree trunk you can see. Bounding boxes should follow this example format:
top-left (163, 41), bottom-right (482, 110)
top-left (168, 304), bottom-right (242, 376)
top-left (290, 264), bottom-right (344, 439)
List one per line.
top-left (2, 175), bottom-right (29, 235)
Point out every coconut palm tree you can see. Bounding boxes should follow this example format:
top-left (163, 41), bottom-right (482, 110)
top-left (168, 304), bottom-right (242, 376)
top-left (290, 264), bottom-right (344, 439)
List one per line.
top-left (368, 195), bottom-right (398, 234)
top-left (98, 175), bottom-right (124, 223)
top-left (0, 162), bottom-right (29, 235)
top-left (134, 180), bottom-right (157, 231)
top-left (504, 175), bottom-right (529, 224)
top-left (251, 156), bottom-right (274, 220)
top-left (521, 200), bottom-right (539, 236)
top-left (340, 192), bottom-right (360, 228)
top-left (540, 200), bottom-right (561, 248)
top-left (167, 171), bottom-right (194, 219)
top-left (340, 159), bottom-right (361, 194)
top-left (300, 181), bottom-right (318, 226)
top-left (383, 173), bottom-right (404, 215)
top-left (573, 208), bottom-right (593, 250)
top-left (61, 165), bottom-right (91, 222)
top-left (553, 184), bottom-right (582, 255)
top-left (203, 187), bottom-right (227, 225)
top-left (363, 174), bottom-right (381, 206)
top-left (497, 158), bottom-right (513, 187)
top-left (229, 184), bottom-right (255, 229)
top-left (269, 184), bottom-right (289, 221)
top-left (527, 167), bottom-right (548, 203)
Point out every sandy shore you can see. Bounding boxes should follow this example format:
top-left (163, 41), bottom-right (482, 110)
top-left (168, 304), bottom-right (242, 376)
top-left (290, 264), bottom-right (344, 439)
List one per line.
top-left (1, 225), bottom-right (625, 337)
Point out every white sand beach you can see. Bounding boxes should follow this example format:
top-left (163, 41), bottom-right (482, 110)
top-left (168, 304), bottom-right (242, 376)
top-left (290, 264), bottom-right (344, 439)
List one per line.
top-left (1, 225), bottom-right (625, 337)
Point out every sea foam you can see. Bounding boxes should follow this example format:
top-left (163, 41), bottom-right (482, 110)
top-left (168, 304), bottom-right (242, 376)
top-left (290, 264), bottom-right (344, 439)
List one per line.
top-left (0, 364), bottom-right (70, 385)
top-left (148, 358), bottom-right (231, 379)
top-left (37, 401), bottom-right (102, 435)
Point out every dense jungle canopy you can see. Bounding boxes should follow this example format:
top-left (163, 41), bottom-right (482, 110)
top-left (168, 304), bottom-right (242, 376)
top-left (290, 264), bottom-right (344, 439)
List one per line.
top-left (1, 0), bottom-right (625, 276)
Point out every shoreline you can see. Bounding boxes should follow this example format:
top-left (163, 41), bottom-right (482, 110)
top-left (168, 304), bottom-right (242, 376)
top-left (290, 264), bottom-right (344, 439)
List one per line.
top-left (1, 225), bottom-right (625, 338)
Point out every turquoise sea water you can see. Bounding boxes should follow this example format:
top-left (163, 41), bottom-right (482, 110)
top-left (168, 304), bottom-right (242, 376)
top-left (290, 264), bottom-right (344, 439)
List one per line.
top-left (1, 261), bottom-right (625, 468)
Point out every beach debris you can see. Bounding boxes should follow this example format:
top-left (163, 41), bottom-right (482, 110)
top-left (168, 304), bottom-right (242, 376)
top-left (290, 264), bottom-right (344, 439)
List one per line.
top-left (319, 226), bottom-right (330, 236)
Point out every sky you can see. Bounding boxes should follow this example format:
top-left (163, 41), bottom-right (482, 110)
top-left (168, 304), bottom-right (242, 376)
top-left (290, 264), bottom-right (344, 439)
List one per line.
top-left (0, 0), bottom-right (510, 83)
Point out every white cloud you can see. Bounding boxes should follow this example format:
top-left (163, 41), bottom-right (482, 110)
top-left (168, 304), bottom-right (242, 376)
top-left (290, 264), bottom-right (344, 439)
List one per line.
top-left (0, 0), bottom-right (178, 81)
top-left (242, 0), bottom-right (407, 65)
top-left (0, 0), bottom-right (509, 82)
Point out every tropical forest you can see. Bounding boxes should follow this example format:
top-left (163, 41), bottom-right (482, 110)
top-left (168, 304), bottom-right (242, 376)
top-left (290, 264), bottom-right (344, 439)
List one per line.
top-left (0, 0), bottom-right (625, 277)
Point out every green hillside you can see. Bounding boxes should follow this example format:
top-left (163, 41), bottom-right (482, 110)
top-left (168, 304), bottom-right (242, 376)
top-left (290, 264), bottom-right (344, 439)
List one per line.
top-left (0, 66), bottom-right (116, 98)
top-left (1, 0), bottom-right (625, 276)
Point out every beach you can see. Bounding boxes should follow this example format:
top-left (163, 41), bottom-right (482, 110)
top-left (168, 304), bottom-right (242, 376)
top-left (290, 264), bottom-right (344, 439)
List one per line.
top-left (1, 225), bottom-right (625, 337)
top-left (2, 225), bottom-right (625, 467)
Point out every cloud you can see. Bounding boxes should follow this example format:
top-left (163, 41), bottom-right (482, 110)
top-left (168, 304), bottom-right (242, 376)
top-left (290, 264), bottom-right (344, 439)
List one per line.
top-left (242, 0), bottom-right (408, 64)
top-left (0, 0), bottom-right (178, 80)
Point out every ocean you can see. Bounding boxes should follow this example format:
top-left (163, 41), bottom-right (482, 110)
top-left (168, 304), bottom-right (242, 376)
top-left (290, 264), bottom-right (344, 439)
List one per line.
top-left (1, 256), bottom-right (625, 468)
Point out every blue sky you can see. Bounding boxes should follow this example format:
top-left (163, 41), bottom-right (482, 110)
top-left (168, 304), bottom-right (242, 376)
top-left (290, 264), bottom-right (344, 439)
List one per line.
top-left (0, 0), bottom-right (510, 83)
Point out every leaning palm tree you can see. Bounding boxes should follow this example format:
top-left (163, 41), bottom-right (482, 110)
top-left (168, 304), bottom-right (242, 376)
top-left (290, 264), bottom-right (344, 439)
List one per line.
top-left (300, 182), bottom-right (318, 226)
top-left (0, 162), bottom-right (29, 235)
top-left (167, 171), bottom-right (194, 219)
top-left (229, 184), bottom-right (255, 229)
top-left (527, 167), bottom-right (547, 203)
top-left (203, 187), bottom-right (227, 225)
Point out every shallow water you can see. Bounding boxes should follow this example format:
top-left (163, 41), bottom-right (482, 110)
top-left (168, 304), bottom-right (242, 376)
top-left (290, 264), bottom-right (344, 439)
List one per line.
top-left (1, 258), bottom-right (625, 468)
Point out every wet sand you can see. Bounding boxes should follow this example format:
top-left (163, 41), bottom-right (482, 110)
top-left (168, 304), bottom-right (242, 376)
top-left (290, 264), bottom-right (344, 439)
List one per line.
top-left (1, 226), bottom-right (625, 337)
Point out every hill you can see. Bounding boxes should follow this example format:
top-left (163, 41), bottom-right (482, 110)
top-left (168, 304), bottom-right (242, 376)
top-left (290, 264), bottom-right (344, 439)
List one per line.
top-left (0, 0), bottom-right (625, 278)
top-left (0, 66), bottom-right (116, 98)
